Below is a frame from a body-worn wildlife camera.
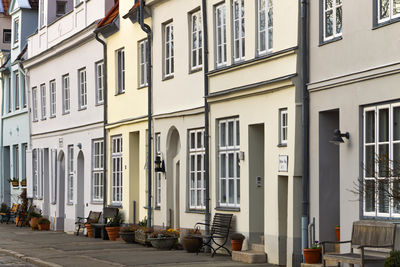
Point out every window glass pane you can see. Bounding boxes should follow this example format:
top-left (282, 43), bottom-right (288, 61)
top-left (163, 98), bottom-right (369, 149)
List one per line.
top-left (197, 131), bottom-right (203, 149)
top-left (228, 121), bottom-right (234, 146)
top-left (220, 122), bottom-right (226, 147)
top-left (236, 120), bottom-right (240, 146)
top-left (394, 0), bottom-right (400, 16)
top-left (221, 154), bottom-right (226, 177)
top-left (228, 153), bottom-right (234, 178)
top-left (379, 109), bottom-right (389, 142)
top-left (365, 111), bottom-right (375, 143)
top-left (380, 0), bottom-right (390, 19)
top-left (394, 107), bottom-right (400, 141)
top-left (365, 180), bottom-right (375, 212)
top-left (336, 6), bottom-right (342, 34)
top-left (378, 180), bottom-right (390, 213)
top-left (229, 179), bottom-right (234, 203)
top-left (221, 179), bottom-right (226, 203)
top-left (393, 179), bottom-right (400, 214)
top-left (190, 132), bottom-right (195, 149)
top-left (325, 0), bottom-right (333, 9)
top-left (325, 10), bottom-right (333, 38)
top-left (394, 143), bottom-right (400, 176)
top-left (365, 145), bottom-right (376, 177)
top-left (378, 144), bottom-right (389, 177)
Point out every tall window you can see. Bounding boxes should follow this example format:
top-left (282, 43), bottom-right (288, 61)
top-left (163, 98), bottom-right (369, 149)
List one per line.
top-left (258, 0), bottom-right (273, 54)
top-left (62, 74), bottom-right (70, 113)
top-left (40, 84), bottom-right (46, 119)
top-left (191, 11), bottom-right (203, 70)
top-left (13, 18), bottom-right (19, 43)
top-left (139, 40), bottom-right (148, 87)
top-left (32, 87), bottom-right (38, 121)
top-left (164, 22), bottom-right (174, 77)
top-left (32, 149), bottom-right (38, 197)
top-left (116, 48), bottom-right (125, 94)
top-left (378, 0), bottom-right (400, 23)
top-left (280, 109), bottom-right (288, 145)
top-left (218, 118), bottom-right (240, 207)
top-left (50, 80), bottom-right (56, 117)
top-left (22, 73), bottom-right (26, 108)
top-left (323, 0), bottom-right (342, 41)
top-left (363, 103), bottom-right (400, 219)
top-left (154, 133), bottom-right (161, 207)
top-left (92, 140), bottom-right (104, 202)
top-left (68, 145), bottom-right (74, 204)
top-left (189, 129), bottom-right (205, 209)
top-left (14, 72), bottom-right (19, 110)
top-left (233, 0), bottom-right (245, 62)
top-left (7, 77), bottom-right (11, 113)
top-left (112, 136), bottom-right (123, 204)
top-left (50, 149), bottom-right (57, 203)
top-left (13, 145), bottom-right (19, 180)
top-left (22, 144), bottom-right (27, 184)
top-left (78, 68), bottom-right (87, 109)
top-left (215, 4), bottom-right (226, 67)
top-left (95, 61), bottom-right (104, 104)
top-left (39, 0), bottom-right (45, 28)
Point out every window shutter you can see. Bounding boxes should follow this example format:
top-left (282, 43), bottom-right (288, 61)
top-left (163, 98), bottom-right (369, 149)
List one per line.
top-left (26, 150), bottom-right (33, 198)
top-left (51, 149), bottom-right (57, 204)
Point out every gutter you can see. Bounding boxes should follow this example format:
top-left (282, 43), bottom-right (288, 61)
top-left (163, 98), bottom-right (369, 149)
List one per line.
top-left (139, 0), bottom-right (153, 229)
top-left (201, 0), bottom-right (211, 241)
top-left (94, 33), bottom-right (108, 224)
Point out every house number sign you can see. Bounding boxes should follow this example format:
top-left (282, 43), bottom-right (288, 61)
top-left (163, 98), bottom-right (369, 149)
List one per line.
top-left (278, 155), bottom-right (288, 172)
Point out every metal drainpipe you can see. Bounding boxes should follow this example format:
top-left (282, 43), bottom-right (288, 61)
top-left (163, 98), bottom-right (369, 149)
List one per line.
top-left (301, 0), bottom-right (310, 256)
top-left (94, 33), bottom-right (108, 224)
top-left (201, 0), bottom-right (211, 240)
top-left (139, 0), bottom-right (153, 229)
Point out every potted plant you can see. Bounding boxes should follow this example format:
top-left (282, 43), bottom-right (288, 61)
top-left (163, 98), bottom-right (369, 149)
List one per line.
top-left (385, 251), bottom-right (400, 267)
top-left (105, 212), bottom-right (123, 241)
top-left (304, 241), bottom-right (322, 264)
top-left (335, 225), bottom-right (340, 242)
top-left (16, 189), bottom-right (28, 226)
top-left (148, 229), bottom-right (179, 250)
top-left (183, 228), bottom-right (203, 253)
top-left (38, 218), bottom-right (50, 231)
top-left (28, 210), bottom-right (42, 230)
top-left (135, 226), bottom-right (154, 245)
top-left (85, 223), bottom-right (94, 238)
top-left (119, 224), bottom-right (139, 243)
top-left (20, 179), bottom-right (26, 187)
top-left (8, 178), bottom-right (19, 187)
top-left (230, 233), bottom-right (245, 251)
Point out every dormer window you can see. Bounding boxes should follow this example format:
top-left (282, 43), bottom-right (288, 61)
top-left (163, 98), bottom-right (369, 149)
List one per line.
top-left (13, 18), bottom-right (19, 44)
top-left (56, 1), bottom-right (67, 17)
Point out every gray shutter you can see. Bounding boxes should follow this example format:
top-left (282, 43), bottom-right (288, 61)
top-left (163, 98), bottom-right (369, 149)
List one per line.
top-left (26, 150), bottom-right (33, 198)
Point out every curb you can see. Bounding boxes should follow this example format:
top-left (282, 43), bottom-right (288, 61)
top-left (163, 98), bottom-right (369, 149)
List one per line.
top-left (0, 248), bottom-right (62, 267)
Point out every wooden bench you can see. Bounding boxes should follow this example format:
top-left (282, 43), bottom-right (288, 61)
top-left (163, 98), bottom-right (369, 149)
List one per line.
top-left (195, 213), bottom-right (233, 257)
top-left (91, 207), bottom-right (119, 240)
top-left (75, 211), bottom-right (102, 236)
top-left (0, 204), bottom-right (19, 224)
top-left (321, 220), bottom-right (396, 267)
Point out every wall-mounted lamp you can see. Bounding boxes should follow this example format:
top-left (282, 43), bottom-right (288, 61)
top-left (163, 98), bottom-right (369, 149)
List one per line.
top-left (329, 129), bottom-right (350, 145)
top-left (154, 156), bottom-right (165, 173)
top-left (77, 143), bottom-right (82, 150)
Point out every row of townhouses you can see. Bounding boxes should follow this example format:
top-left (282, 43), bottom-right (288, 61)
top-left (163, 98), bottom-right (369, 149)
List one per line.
top-left (0, 0), bottom-right (397, 266)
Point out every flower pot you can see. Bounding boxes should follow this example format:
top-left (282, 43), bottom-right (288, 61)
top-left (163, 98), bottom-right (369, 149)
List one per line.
top-left (148, 237), bottom-right (177, 250)
top-left (303, 248), bottom-right (322, 264)
top-left (20, 181), bottom-right (26, 187)
top-left (135, 230), bottom-right (151, 246)
top-left (30, 217), bottom-right (39, 230)
top-left (335, 226), bottom-right (340, 242)
top-left (85, 224), bottom-right (94, 238)
top-left (11, 181), bottom-right (19, 187)
top-left (38, 222), bottom-right (50, 231)
top-left (105, 226), bottom-right (120, 241)
top-left (231, 239), bottom-right (244, 251)
top-left (183, 236), bottom-right (203, 253)
top-left (119, 232), bottom-right (135, 243)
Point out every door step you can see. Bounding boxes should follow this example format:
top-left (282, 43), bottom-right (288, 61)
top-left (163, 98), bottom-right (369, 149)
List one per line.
top-left (232, 250), bottom-right (267, 264)
top-left (251, 243), bottom-right (264, 252)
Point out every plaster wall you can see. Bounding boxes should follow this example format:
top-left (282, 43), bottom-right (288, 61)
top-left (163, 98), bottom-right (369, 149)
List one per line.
top-left (0, 14), bottom-right (11, 51)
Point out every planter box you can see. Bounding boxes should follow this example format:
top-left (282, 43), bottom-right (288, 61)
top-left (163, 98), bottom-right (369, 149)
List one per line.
top-left (135, 230), bottom-right (151, 246)
top-left (148, 237), bottom-right (177, 250)
top-left (119, 232), bottom-right (135, 243)
top-left (183, 236), bottom-right (202, 253)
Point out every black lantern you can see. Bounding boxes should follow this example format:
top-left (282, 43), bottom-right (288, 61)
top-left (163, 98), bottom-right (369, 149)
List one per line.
top-left (154, 156), bottom-right (165, 173)
top-left (329, 129), bottom-right (350, 145)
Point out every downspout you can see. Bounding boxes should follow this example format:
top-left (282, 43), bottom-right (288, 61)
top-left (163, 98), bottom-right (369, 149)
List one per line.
top-left (95, 33), bottom-right (108, 223)
top-left (301, 0), bottom-right (310, 255)
top-left (201, 0), bottom-right (211, 239)
top-left (139, 0), bottom-right (153, 229)
top-left (0, 71), bottom-right (3, 203)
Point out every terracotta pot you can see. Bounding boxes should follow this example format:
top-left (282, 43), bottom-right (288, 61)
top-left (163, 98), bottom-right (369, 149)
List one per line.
top-left (30, 217), bottom-right (39, 229)
top-left (11, 181), bottom-right (19, 187)
top-left (38, 222), bottom-right (50, 231)
top-left (335, 226), bottom-right (340, 242)
top-left (231, 239), bottom-right (243, 251)
top-left (183, 236), bottom-right (203, 253)
top-left (105, 226), bottom-right (120, 241)
top-left (20, 181), bottom-right (26, 187)
top-left (85, 224), bottom-right (94, 238)
top-left (15, 216), bottom-right (20, 225)
top-left (119, 232), bottom-right (135, 243)
top-left (303, 248), bottom-right (322, 264)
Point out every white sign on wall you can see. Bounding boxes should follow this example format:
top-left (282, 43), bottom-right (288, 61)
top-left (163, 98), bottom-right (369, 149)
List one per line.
top-left (278, 155), bottom-right (288, 172)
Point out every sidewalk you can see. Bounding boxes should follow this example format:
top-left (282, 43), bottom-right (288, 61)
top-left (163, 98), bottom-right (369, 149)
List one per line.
top-left (0, 224), bottom-right (274, 267)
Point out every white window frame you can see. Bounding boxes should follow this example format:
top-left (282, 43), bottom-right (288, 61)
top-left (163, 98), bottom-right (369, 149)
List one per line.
top-left (189, 129), bottom-right (205, 210)
top-left (39, 0), bottom-right (45, 28)
top-left (190, 11), bottom-right (203, 70)
top-left (78, 68), bottom-right (87, 109)
top-left (280, 109), bottom-right (288, 145)
top-left (92, 139), bottom-right (104, 202)
top-left (154, 133), bottom-right (161, 207)
top-left (50, 149), bottom-right (57, 204)
top-left (257, 0), bottom-right (273, 55)
top-left (13, 18), bottom-right (19, 44)
top-left (40, 84), bottom-right (46, 120)
top-left (215, 4), bottom-right (227, 67)
top-left (218, 118), bottom-right (240, 208)
top-left (14, 72), bottom-right (19, 110)
top-left (323, 0), bottom-right (342, 41)
top-left (116, 48), bottom-right (125, 94)
top-left (7, 77), bottom-right (11, 113)
top-left (112, 136), bottom-right (123, 204)
top-left (68, 145), bottom-right (74, 204)
top-left (378, 0), bottom-right (400, 24)
top-left (49, 80), bottom-right (56, 117)
top-left (62, 74), bottom-right (70, 114)
top-left (38, 149), bottom-right (44, 199)
top-left (95, 61), bottom-right (104, 104)
top-left (22, 73), bottom-right (26, 108)
top-left (14, 145), bottom-right (19, 180)
top-left (232, 0), bottom-right (245, 62)
top-left (164, 22), bottom-right (174, 77)
top-left (32, 87), bottom-right (38, 121)
top-left (32, 149), bottom-right (38, 198)
top-left (139, 40), bottom-right (148, 87)
top-left (22, 144), bottom-right (27, 182)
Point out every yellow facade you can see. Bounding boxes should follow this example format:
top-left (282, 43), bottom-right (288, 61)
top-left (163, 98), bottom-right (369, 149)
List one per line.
top-left (103, 1), bottom-right (151, 224)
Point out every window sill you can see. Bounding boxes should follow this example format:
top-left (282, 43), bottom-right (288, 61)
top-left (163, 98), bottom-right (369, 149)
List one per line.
top-left (319, 36), bottom-right (343, 47)
top-left (138, 85), bottom-right (148, 90)
top-left (66, 203), bottom-right (73, 206)
top-left (186, 209), bottom-right (205, 214)
top-left (162, 75), bottom-right (174, 81)
top-left (373, 17), bottom-right (400, 30)
top-left (49, 115), bottom-right (56, 119)
top-left (90, 201), bottom-right (103, 205)
top-left (111, 203), bottom-right (122, 208)
top-left (115, 91), bottom-right (125, 96)
top-left (154, 206), bottom-right (161, 210)
top-left (12, 44), bottom-right (19, 50)
top-left (277, 143), bottom-right (287, 148)
top-left (62, 111), bottom-right (70, 115)
top-left (32, 119), bottom-right (38, 123)
top-left (40, 118), bottom-right (46, 121)
top-left (95, 102), bottom-right (104, 107)
top-left (78, 107), bottom-right (87, 111)
top-left (215, 206), bottom-right (240, 212)
top-left (189, 67), bottom-right (202, 75)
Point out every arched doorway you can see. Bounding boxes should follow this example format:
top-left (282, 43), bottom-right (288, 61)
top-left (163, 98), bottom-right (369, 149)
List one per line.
top-left (76, 151), bottom-right (85, 220)
top-left (57, 150), bottom-right (65, 231)
top-left (166, 127), bottom-right (181, 229)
